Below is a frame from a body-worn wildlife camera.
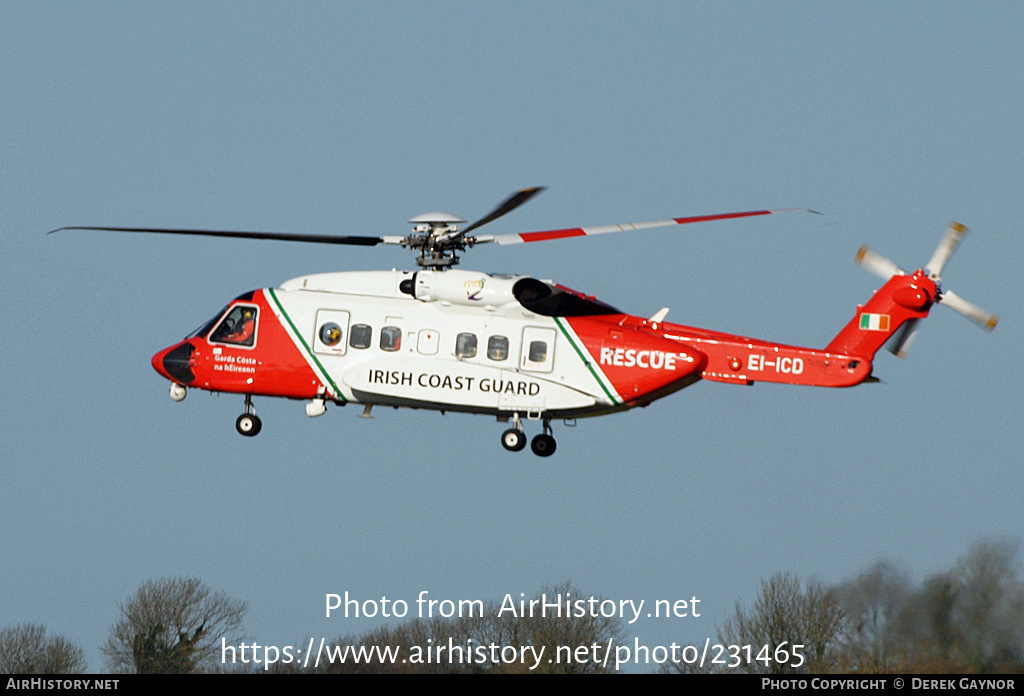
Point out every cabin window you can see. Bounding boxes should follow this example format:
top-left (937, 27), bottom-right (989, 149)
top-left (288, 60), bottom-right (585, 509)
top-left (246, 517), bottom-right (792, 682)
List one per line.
top-left (380, 326), bottom-right (402, 352)
top-left (456, 333), bottom-right (478, 358)
top-left (487, 335), bottom-right (509, 361)
top-left (209, 305), bottom-right (258, 347)
top-left (528, 340), bottom-right (548, 363)
top-left (319, 323), bottom-right (343, 347)
top-left (349, 324), bottom-right (372, 349)
top-left (313, 310), bottom-right (350, 355)
top-left (520, 327), bottom-right (556, 373)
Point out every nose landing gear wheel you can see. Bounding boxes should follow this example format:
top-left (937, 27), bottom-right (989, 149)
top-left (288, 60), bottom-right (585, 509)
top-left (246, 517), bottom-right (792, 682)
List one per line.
top-left (236, 395), bottom-right (262, 436)
top-left (501, 428), bottom-right (527, 452)
top-left (236, 413), bottom-right (262, 436)
top-left (531, 433), bottom-right (556, 457)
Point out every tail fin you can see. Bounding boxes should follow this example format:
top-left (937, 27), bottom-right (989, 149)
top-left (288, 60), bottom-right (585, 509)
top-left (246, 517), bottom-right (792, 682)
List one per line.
top-left (825, 272), bottom-right (936, 360)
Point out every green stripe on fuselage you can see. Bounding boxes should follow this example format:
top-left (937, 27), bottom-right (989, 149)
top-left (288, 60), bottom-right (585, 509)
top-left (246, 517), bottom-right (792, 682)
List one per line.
top-left (552, 316), bottom-right (619, 405)
top-left (266, 287), bottom-right (347, 403)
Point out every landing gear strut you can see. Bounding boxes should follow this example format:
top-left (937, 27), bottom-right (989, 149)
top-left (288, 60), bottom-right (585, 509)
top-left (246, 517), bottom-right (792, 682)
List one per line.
top-left (500, 414), bottom-right (556, 456)
top-left (236, 394), bottom-right (262, 437)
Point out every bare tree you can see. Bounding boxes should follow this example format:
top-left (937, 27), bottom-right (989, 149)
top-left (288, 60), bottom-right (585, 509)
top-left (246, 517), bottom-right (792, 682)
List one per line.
top-left (511, 582), bottom-right (626, 674)
top-left (0, 624), bottom-right (87, 674)
top-left (666, 539), bottom-right (1024, 675)
top-left (835, 560), bottom-right (915, 672)
top-left (102, 578), bottom-right (247, 673)
top-left (891, 540), bottom-right (1024, 672)
top-left (952, 539), bottom-right (1024, 670)
top-left (718, 572), bottom-right (846, 673)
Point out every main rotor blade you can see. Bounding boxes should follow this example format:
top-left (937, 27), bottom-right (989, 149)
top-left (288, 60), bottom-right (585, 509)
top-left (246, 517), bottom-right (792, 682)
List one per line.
top-left (938, 289), bottom-right (998, 331)
top-left (479, 208), bottom-right (817, 245)
top-left (925, 222), bottom-right (967, 279)
top-left (855, 245), bottom-right (905, 280)
top-left (459, 186), bottom-right (546, 237)
top-left (888, 318), bottom-right (919, 359)
top-left (48, 226), bottom-right (393, 246)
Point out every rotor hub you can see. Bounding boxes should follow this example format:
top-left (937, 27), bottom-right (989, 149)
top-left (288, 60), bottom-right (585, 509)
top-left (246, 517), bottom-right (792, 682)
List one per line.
top-left (407, 213), bottom-right (469, 268)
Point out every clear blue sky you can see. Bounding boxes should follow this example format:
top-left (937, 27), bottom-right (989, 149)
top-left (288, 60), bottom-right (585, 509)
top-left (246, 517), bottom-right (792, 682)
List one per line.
top-left (2, 1), bottom-right (1021, 671)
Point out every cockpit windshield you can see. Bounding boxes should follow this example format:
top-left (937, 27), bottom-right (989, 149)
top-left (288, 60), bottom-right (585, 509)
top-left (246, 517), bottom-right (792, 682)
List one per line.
top-left (185, 291), bottom-right (259, 340)
top-left (186, 305), bottom-right (228, 340)
top-left (209, 305), bottom-right (259, 346)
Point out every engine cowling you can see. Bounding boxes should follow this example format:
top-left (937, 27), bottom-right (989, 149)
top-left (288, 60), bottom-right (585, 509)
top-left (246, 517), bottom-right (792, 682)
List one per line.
top-left (411, 270), bottom-right (520, 308)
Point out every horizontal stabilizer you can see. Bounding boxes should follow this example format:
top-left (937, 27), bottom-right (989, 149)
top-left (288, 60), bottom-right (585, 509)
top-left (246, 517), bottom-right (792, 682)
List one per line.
top-left (649, 307), bottom-right (670, 323)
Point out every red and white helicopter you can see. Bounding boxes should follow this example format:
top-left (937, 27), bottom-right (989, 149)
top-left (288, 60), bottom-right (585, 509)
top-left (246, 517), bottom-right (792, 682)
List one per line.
top-left (52, 188), bottom-right (997, 456)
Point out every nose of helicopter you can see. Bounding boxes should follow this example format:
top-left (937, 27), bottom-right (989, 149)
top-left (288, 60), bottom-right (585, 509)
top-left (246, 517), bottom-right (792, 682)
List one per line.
top-left (152, 341), bottom-right (196, 384)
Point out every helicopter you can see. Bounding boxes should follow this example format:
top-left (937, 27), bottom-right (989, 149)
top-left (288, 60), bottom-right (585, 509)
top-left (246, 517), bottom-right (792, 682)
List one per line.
top-left (51, 188), bottom-right (998, 456)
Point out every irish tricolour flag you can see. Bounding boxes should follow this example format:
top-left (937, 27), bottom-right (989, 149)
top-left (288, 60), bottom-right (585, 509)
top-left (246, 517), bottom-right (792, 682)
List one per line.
top-left (859, 313), bottom-right (890, 331)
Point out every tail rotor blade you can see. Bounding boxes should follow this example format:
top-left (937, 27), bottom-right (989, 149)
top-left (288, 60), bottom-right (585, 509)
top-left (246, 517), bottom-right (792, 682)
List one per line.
top-left (855, 245), bottom-right (905, 280)
top-left (925, 222), bottom-right (968, 279)
top-left (888, 318), bottom-right (920, 359)
top-left (938, 289), bottom-right (998, 331)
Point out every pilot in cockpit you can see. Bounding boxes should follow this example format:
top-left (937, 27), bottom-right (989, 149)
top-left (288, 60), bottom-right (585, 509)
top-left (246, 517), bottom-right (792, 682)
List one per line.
top-left (211, 306), bottom-right (257, 346)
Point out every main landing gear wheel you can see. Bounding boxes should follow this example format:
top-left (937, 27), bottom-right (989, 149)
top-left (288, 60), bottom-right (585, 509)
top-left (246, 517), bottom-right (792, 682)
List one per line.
top-left (236, 413), bottom-right (262, 437)
top-left (530, 433), bottom-right (556, 457)
top-left (501, 428), bottom-right (527, 452)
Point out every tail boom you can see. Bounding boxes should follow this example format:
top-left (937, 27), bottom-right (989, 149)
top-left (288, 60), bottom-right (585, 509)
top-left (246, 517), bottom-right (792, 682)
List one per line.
top-left (654, 324), bottom-right (874, 388)
top-left (650, 270), bottom-right (938, 389)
